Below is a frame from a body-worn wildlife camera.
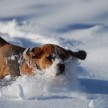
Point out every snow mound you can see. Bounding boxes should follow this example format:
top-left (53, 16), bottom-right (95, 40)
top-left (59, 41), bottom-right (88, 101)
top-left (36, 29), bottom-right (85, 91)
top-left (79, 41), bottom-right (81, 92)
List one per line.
top-left (0, 20), bottom-right (60, 46)
top-left (0, 58), bottom-right (80, 99)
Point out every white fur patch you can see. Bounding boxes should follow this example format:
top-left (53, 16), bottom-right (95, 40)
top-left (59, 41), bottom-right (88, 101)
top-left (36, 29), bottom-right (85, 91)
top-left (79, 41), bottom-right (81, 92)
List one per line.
top-left (42, 58), bottom-right (62, 77)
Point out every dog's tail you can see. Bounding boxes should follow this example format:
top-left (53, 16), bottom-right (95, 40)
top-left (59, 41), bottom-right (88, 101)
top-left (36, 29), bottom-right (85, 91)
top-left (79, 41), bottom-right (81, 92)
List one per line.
top-left (0, 37), bottom-right (8, 47)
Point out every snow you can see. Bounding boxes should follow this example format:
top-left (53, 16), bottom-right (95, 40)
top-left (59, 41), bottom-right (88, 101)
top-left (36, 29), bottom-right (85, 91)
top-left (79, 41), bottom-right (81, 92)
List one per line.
top-left (0, 0), bottom-right (108, 108)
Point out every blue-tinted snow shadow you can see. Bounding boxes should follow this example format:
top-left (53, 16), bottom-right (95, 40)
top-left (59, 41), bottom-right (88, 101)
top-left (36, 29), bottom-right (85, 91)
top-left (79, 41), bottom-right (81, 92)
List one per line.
top-left (79, 78), bottom-right (108, 94)
top-left (54, 23), bottom-right (95, 33)
top-left (8, 37), bottom-right (42, 48)
top-left (0, 14), bottom-right (34, 22)
top-left (77, 66), bottom-right (93, 78)
top-left (58, 37), bottom-right (81, 48)
top-left (28, 95), bottom-right (73, 100)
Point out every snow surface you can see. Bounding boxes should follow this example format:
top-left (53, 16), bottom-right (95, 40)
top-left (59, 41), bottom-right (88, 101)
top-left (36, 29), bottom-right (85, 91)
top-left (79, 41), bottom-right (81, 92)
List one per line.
top-left (0, 0), bottom-right (108, 108)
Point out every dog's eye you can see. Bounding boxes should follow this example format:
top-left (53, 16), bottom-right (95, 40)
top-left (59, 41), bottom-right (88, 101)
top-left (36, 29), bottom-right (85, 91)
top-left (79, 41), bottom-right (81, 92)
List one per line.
top-left (46, 54), bottom-right (55, 61)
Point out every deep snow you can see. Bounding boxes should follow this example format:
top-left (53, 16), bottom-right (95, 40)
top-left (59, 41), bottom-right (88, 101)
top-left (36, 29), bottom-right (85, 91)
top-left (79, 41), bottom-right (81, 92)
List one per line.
top-left (0, 0), bottom-right (108, 108)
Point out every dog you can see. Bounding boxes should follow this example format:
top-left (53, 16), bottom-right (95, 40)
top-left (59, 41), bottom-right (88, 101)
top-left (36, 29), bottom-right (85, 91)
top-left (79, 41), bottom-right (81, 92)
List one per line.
top-left (0, 37), bottom-right (87, 79)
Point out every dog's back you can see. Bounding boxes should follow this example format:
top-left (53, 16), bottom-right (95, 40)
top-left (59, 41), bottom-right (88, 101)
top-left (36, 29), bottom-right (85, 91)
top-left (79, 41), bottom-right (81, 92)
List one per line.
top-left (0, 37), bottom-right (25, 79)
top-left (0, 37), bottom-right (9, 47)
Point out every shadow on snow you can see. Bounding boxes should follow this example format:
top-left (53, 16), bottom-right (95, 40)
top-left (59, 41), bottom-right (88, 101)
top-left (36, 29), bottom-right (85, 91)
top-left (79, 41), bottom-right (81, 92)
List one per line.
top-left (79, 78), bottom-right (108, 94)
top-left (54, 23), bottom-right (95, 33)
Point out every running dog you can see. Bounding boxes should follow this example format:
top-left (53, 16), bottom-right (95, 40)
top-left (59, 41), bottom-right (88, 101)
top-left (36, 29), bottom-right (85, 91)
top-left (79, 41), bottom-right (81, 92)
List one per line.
top-left (0, 37), bottom-right (87, 79)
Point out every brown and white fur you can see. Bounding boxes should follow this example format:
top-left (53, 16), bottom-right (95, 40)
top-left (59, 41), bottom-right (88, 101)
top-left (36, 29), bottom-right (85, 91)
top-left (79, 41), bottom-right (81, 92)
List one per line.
top-left (0, 37), bottom-right (87, 79)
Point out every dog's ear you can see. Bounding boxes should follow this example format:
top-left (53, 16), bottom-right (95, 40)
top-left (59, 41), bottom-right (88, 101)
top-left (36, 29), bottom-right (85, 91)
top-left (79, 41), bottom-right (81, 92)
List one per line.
top-left (31, 47), bottom-right (43, 59)
top-left (54, 45), bottom-right (87, 60)
top-left (23, 47), bottom-right (43, 60)
top-left (66, 50), bottom-right (87, 60)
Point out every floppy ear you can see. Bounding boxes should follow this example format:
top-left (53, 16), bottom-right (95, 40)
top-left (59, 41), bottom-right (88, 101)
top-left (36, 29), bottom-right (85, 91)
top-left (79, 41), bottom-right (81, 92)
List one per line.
top-left (67, 50), bottom-right (87, 60)
top-left (23, 47), bottom-right (43, 60)
top-left (31, 47), bottom-right (43, 59)
top-left (54, 45), bottom-right (87, 60)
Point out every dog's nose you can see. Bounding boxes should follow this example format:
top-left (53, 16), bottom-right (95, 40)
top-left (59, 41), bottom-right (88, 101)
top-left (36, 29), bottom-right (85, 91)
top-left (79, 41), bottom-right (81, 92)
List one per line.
top-left (57, 63), bottom-right (65, 75)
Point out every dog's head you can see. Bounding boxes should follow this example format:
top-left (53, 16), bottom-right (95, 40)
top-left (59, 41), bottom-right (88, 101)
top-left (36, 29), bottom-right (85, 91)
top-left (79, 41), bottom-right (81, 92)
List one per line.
top-left (23, 44), bottom-right (87, 76)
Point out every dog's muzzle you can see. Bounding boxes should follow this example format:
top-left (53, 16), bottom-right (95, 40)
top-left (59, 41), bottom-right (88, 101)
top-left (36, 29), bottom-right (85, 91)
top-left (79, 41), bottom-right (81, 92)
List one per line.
top-left (56, 63), bottom-right (65, 75)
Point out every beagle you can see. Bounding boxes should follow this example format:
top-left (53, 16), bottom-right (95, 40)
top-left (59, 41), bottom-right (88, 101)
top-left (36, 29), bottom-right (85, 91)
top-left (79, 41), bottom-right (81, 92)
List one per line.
top-left (0, 37), bottom-right (87, 79)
